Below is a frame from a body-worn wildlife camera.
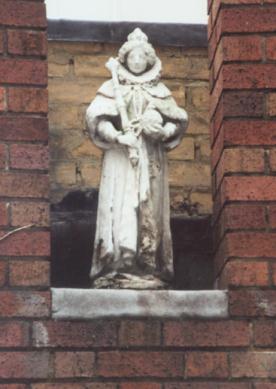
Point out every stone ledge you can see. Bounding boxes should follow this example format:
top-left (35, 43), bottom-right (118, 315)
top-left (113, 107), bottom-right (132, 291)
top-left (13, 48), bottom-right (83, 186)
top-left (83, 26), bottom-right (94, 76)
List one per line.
top-left (48, 20), bottom-right (207, 48)
top-left (52, 288), bottom-right (228, 320)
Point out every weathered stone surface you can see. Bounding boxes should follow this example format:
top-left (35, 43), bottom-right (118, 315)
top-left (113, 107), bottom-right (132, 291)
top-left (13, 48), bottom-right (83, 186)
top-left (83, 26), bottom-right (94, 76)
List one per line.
top-left (74, 55), bottom-right (111, 78)
top-left (49, 105), bottom-right (80, 130)
top-left (51, 162), bottom-right (76, 186)
top-left (169, 161), bottom-right (211, 188)
top-left (49, 79), bottom-right (103, 104)
top-left (190, 192), bottom-right (213, 215)
top-left (52, 289), bottom-right (228, 319)
top-left (86, 29), bottom-right (189, 287)
top-left (168, 137), bottom-right (195, 160)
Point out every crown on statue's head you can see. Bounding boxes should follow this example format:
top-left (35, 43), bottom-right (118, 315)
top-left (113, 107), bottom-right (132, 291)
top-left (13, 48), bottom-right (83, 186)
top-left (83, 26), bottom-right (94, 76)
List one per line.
top-left (118, 27), bottom-right (157, 68)
top-left (127, 28), bottom-right (148, 43)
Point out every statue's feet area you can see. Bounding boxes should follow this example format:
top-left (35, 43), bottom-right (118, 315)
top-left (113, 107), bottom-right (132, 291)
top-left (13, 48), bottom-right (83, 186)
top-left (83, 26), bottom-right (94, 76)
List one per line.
top-left (92, 272), bottom-right (170, 289)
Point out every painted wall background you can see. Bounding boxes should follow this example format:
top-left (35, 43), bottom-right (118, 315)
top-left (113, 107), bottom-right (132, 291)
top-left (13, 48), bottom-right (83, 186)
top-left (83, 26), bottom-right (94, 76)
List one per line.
top-left (45, 0), bottom-right (208, 24)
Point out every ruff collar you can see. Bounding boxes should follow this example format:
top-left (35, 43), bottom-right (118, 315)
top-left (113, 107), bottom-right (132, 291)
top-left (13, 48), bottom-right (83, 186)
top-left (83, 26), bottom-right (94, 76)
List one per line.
top-left (117, 58), bottom-right (162, 86)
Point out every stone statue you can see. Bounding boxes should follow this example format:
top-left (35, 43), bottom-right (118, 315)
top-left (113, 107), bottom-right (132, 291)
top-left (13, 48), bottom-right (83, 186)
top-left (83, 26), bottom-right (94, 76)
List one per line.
top-left (86, 28), bottom-right (188, 289)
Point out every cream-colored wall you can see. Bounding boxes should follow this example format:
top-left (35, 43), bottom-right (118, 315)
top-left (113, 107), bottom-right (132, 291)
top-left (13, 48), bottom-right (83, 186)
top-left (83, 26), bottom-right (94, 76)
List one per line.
top-left (49, 41), bottom-right (212, 216)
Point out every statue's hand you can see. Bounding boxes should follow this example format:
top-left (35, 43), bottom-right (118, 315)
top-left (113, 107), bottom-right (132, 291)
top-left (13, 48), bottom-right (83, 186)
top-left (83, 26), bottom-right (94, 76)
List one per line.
top-left (117, 132), bottom-right (138, 148)
top-left (161, 122), bottom-right (177, 140)
top-left (105, 57), bottom-right (119, 73)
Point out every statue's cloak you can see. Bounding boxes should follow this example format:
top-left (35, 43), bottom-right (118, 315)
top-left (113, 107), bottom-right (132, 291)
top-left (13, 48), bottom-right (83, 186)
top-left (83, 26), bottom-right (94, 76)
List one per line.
top-left (86, 75), bottom-right (188, 283)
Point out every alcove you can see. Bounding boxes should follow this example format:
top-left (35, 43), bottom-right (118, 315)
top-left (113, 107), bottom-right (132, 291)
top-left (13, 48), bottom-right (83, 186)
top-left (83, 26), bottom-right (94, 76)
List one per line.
top-left (48, 21), bottom-right (214, 290)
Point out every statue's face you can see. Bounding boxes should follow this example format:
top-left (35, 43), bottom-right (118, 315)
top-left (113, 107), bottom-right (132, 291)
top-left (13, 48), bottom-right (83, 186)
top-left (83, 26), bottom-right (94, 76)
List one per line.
top-left (127, 47), bottom-right (148, 74)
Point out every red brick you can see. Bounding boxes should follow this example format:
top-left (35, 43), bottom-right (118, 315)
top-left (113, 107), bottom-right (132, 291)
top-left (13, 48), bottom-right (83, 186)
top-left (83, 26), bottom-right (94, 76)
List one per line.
top-left (8, 88), bottom-right (48, 113)
top-left (0, 31), bottom-right (4, 54)
top-left (269, 205), bottom-right (276, 228)
top-left (8, 30), bottom-right (47, 56)
top-left (0, 59), bottom-right (47, 85)
top-left (119, 320), bottom-right (161, 347)
top-left (9, 260), bottom-right (50, 287)
top-left (0, 291), bottom-right (50, 318)
top-left (0, 230), bottom-right (50, 256)
top-left (164, 320), bottom-right (250, 347)
top-left (11, 201), bottom-right (49, 227)
top-left (0, 172), bottom-right (48, 198)
top-left (0, 352), bottom-right (50, 379)
top-left (209, 13), bottom-right (223, 62)
top-left (224, 120), bottom-right (276, 147)
top-left (97, 351), bottom-right (183, 377)
top-left (210, 75), bottom-right (223, 119)
top-left (223, 91), bottom-right (263, 118)
top-left (229, 290), bottom-right (276, 317)
top-left (216, 148), bottom-right (264, 187)
top-left (267, 36), bottom-right (276, 60)
top-left (222, 63), bottom-right (276, 90)
top-left (0, 385), bottom-right (27, 389)
top-left (224, 232), bottom-right (276, 258)
top-left (222, 176), bottom-right (276, 202)
top-left (0, 87), bottom-right (5, 111)
top-left (231, 351), bottom-right (276, 378)
top-left (255, 385), bottom-right (276, 389)
top-left (254, 320), bottom-right (275, 346)
top-left (213, 237), bottom-right (229, 272)
top-left (165, 384), bottom-right (250, 389)
top-left (211, 65), bottom-right (276, 115)
top-left (211, 0), bottom-right (263, 31)
top-left (121, 384), bottom-right (161, 389)
top-left (221, 260), bottom-right (269, 287)
top-left (10, 144), bottom-right (49, 170)
top-left (0, 321), bottom-right (29, 347)
top-left (32, 385), bottom-right (116, 389)
top-left (0, 261), bottom-right (6, 287)
top-left (222, 204), bottom-right (266, 230)
top-left (0, 144), bottom-right (7, 169)
top-left (186, 352), bottom-right (229, 378)
top-left (270, 149), bottom-right (276, 172)
top-left (221, 7), bottom-right (276, 34)
top-left (272, 262), bottom-right (276, 287)
top-left (0, 116), bottom-right (48, 142)
top-left (32, 321), bottom-right (117, 348)
top-left (212, 39), bottom-right (223, 78)
top-left (222, 35), bottom-right (262, 62)
top-left (0, 0), bottom-right (46, 27)
top-left (54, 352), bottom-right (95, 378)
top-left (211, 91), bottom-right (263, 120)
top-left (267, 93), bottom-right (276, 117)
top-left (0, 202), bottom-right (8, 226)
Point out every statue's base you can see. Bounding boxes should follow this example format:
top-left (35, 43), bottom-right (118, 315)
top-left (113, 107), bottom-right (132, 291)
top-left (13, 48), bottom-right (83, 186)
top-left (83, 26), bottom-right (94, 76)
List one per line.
top-left (92, 272), bottom-right (169, 290)
top-left (51, 288), bottom-right (228, 320)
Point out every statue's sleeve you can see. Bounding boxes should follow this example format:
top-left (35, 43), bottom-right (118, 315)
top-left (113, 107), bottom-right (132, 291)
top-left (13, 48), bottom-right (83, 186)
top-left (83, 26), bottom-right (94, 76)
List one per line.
top-left (97, 121), bottom-right (119, 143)
top-left (86, 92), bottom-right (120, 150)
top-left (150, 96), bottom-right (188, 150)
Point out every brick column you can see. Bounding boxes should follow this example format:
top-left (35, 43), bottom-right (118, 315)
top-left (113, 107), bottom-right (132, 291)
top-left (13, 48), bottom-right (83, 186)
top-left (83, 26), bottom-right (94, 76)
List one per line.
top-left (0, 0), bottom-right (51, 374)
top-left (209, 0), bottom-right (276, 297)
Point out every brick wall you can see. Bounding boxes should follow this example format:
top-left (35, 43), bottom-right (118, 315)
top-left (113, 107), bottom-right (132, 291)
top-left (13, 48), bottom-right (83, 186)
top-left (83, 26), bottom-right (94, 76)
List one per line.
top-left (48, 41), bottom-right (212, 217)
top-left (0, 0), bottom-right (50, 292)
top-left (0, 0), bottom-right (276, 387)
top-left (210, 0), bottom-right (276, 291)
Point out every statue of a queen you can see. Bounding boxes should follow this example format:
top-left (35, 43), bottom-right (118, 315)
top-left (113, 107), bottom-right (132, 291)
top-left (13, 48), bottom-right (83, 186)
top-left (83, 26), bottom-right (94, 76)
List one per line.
top-left (86, 28), bottom-right (188, 289)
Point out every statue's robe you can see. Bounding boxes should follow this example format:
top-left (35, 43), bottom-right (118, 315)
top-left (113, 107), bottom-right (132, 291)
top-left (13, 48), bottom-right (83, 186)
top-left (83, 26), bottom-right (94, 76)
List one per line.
top-left (86, 76), bottom-right (188, 284)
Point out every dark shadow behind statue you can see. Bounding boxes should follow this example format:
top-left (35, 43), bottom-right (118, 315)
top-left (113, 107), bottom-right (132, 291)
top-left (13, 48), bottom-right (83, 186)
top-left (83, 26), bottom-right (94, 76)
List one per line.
top-left (51, 189), bottom-right (213, 289)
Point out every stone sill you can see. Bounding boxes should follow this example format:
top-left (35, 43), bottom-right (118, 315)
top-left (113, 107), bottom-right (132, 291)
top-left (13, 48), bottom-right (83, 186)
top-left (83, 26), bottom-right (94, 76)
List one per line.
top-left (52, 288), bottom-right (228, 320)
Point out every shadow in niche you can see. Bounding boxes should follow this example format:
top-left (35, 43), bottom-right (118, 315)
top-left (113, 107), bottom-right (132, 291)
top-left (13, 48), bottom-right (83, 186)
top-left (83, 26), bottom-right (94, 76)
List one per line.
top-left (51, 189), bottom-right (214, 289)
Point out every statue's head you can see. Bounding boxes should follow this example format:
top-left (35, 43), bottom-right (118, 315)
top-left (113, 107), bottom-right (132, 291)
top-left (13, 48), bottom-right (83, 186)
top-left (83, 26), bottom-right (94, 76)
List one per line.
top-left (118, 28), bottom-right (157, 75)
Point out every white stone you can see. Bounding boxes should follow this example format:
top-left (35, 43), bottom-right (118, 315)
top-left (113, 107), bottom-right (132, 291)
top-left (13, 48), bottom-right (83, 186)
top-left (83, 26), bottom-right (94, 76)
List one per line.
top-left (86, 28), bottom-right (188, 288)
top-left (52, 288), bottom-right (228, 319)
